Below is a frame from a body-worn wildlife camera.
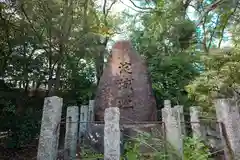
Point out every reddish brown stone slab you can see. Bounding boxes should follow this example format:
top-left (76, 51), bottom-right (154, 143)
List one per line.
top-left (94, 40), bottom-right (157, 123)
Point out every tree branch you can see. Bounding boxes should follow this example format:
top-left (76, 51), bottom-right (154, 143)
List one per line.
top-left (207, 16), bottom-right (220, 50)
top-left (218, 7), bottom-right (237, 48)
top-left (119, 0), bottom-right (149, 13)
top-left (128, 0), bottom-right (154, 10)
top-left (106, 0), bottom-right (117, 18)
top-left (197, 0), bottom-right (226, 26)
top-left (103, 0), bottom-right (107, 15)
top-left (202, 16), bottom-right (208, 53)
top-left (184, 0), bottom-right (192, 11)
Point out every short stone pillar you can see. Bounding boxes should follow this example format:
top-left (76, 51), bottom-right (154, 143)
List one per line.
top-left (79, 105), bottom-right (88, 138)
top-left (104, 107), bottom-right (120, 160)
top-left (214, 98), bottom-right (240, 160)
top-left (88, 100), bottom-right (94, 122)
top-left (64, 106), bottom-right (79, 159)
top-left (175, 105), bottom-right (186, 136)
top-left (190, 106), bottom-right (205, 139)
top-left (37, 96), bottom-right (63, 160)
top-left (162, 100), bottom-right (183, 158)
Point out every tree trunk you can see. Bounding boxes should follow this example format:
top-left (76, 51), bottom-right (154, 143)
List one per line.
top-left (54, 63), bottom-right (62, 94)
top-left (96, 49), bottom-right (105, 84)
top-left (96, 38), bottom-right (108, 84)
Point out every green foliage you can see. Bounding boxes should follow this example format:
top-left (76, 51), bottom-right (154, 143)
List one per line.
top-left (121, 132), bottom-right (212, 160)
top-left (130, 0), bottom-right (240, 112)
top-left (80, 147), bottom-right (104, 159)
top-left (183, 137), bottom-right (212, 160)
top-left (0, 0), bottom-right (122, 149)
top-left (62, 55), bottom-right (96, 105)
top-left (129, 1), bottom-right (200, 107)
top-left (149, 53), bottom-right (199, 106)
top-left (122, 133), bottom-right (168, 160)
top-left (186, 47), bottom-right (240, 111)
top-left (123, 140), bottom-right (141, 160)
top-left (6, 110), bottom-right (42, 148)
top-left (75, 134), bottom-right (213, 160)
top-left (0, 95), bottom-right (43, 148)
top-left (0, 0), bottom-right (239, 156)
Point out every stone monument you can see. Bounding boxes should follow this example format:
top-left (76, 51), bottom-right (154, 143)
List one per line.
top-left (94, 40), bottom-right (157, 123)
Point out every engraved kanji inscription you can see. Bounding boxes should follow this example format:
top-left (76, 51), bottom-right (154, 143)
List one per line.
top-left (116, 59), bottom-right (134, 109)
top-left (116, 78), bottom-right (134, 89)
top-left (119, 62), bottom-right (132, 74)
top-left (117, 95), bottom-right (133, 108)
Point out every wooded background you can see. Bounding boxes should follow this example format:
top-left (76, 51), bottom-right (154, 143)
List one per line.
top-left (0, 0), bottom-right (239, 151)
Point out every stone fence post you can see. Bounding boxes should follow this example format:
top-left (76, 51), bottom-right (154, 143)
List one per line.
top-left (190, 106), bottom-right (205, 139)
top-left (162, 100), bottom-right (183, 159)
top-left (214, 98), bottom-right (240, 160)
top-left (104, 107), bottom-right (120, 160)
top-left (37, 96), bottom-right (63, 160)
top-left (64, 106), bottom-right (79, 159)
top-left (175, 105), bottom-right (186, 136)
top-left (88, 100), bottom-right (95, 122)
top-left (79, 105), bottom-right (88, 138)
